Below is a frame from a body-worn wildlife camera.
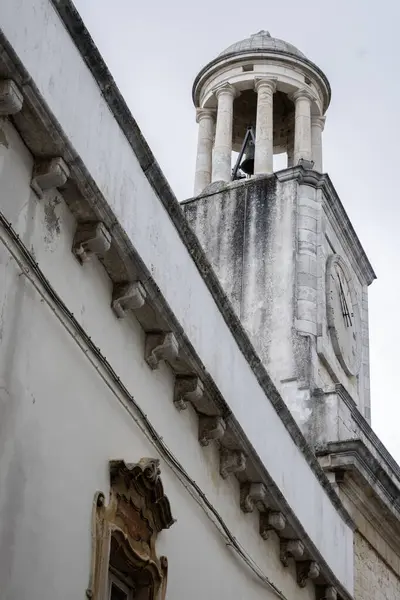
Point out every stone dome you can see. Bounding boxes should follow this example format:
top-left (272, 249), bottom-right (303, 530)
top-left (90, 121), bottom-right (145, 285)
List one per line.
top-left (219, 30), bottom-right (306, 60)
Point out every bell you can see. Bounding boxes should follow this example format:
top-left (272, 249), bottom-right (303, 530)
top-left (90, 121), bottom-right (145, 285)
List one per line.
top-left (239, 141), bottom-right (255, 175)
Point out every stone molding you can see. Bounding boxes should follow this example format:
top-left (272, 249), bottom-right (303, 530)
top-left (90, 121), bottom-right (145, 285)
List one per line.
top-left (259, 510), bottom-right (287, 539)
top-left (112, 281), bottom-right (147, 318)
top-left (291, 87), bottom-right (315, 103)
top-left (254, 77), bottom-right (277, 94)
top-left (0, 79), bottom-right (23, 115)
top-left (0, 14), bottom-right (354, 598)
top-left (72, 221), bottom-right (111, 263)
top-left (213, 82), bottom-right (237, 99)
top-left (145, 332), bottom-right (179, 370)
top-left (31, 156), bottom-right (70, 198)
top-left (173, 375), bottom-right (205, 411)
top-left (312, 115), bottom-right (326, 131)
top-left (195, 107), bottom-right (216, 123)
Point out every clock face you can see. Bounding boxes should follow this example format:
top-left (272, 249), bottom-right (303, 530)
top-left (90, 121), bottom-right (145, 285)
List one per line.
top-left (326, 255), bottom-right (362, 376)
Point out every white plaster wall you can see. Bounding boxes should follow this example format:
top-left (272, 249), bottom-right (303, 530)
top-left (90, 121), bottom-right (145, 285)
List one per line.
top-left (0, 0), bottom-right (354, 591)
top-left (0, 119), bottom-right (316, 600)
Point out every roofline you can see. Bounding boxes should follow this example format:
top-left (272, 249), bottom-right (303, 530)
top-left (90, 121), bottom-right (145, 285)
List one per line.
top-left (192, 49), bottom-right (332, 112)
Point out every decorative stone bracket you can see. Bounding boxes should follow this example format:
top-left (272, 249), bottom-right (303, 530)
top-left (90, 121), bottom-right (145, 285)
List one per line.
top-left (198, 415), bottom-right (226, 446)
top-left (72, 221), bottom-right (111, 263)
top-left (240, 482), bottom-right (269, 513)
top-left (259, 510), bottom-right (286, 540)
top-left (280, 539), bottom-right (305, 567)
top-left (31, 157), bottom-right (70, 198)
top-left (317, 586), bottom-right (338, 600)
top-left (220, 448), bottom-right (246, 479)
top-left (145, 332), bottom-right (179, 370)
top-left (297, 560), bottom-right (320, 587)
top-left (173, 375), bottom-right (204, 411)
top-left (0, 79), bottom-right (23, 115)
top-left (112, 281), bottom-right (146, 318)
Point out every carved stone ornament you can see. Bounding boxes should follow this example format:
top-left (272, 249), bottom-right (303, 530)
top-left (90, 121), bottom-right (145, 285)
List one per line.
top-left (173, 375), bottom-right (204, 410)
top-left (0, 79), bottom-right (23, 115)
top-left (72, 221), bottom-right (112, 263)
top-left (86, 459), bottom-right (175, 600)
top-left (145, 332), bottom-right (179, 370)
top-left (259, 510), bottom-right (286, 539)
top-left (220, 448), bottom-right (246, 479)
top-left (323, 587), bottom-right (337, 600)
top-left (280, 539), bottom-right (305, 567)
top-left (297, 560), bottom-right (320, 587)
top-left (112, 281), bottom-right (146, 318)
top-left (198, 415), bottom-right (226, 446)
top-left (31, 156), bottom-right (70, 198)
top-left (240, 482), bottom-right (268, 513)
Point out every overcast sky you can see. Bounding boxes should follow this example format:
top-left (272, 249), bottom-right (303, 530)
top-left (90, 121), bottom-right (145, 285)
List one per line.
top-left (74, 0), bottom-right (400, 462)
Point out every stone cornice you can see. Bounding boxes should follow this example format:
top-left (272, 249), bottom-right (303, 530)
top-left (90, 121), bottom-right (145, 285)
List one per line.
top-left (0, 5), bottom-right (354, 596)
top-left (317, 439), bottom-right (400, 524)
top-left (276, 167), bottom-right (376, 286)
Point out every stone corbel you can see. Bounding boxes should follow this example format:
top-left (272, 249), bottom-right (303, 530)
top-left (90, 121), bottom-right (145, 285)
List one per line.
top-left (240, 482), bottom-right (268, 513)
top-left (145, 332), bottom-right (179, 370)
top-left (0, 79), bottom-right (23, 115)
top-left (317, 586), bottom-right (337, 600)
top-left (297, 560), bottom-right (320, 588)
top-left (259, 510), bottom-right (286, 540)
top-left (198, 416), bottom-right (226, 446)
top-left (31, 157), bottom-right (70, 198)
top-left (173, 376), bottom-right (204, 411)
top-left (72, 221), bottom-right (112, 263)
top-left (112, 281), bottom-right (146, 318)
top-left (280, 539), bottom-right (305, 567)
top-left (220, 448), bottom-right (246, 479)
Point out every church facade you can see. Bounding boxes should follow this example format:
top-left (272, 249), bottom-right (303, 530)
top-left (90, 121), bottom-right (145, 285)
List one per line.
top-left (0, 2), bottom-right (399, 600)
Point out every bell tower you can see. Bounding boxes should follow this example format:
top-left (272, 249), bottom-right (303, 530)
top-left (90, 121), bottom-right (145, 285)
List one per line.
top-left (183, 31), bottom-right (376, 447)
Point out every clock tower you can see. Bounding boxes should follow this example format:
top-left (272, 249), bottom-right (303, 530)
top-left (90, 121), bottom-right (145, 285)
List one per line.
top-left (182, 31), bottom-right (376, 447)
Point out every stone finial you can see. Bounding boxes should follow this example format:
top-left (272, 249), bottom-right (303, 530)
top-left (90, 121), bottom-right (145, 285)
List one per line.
top-left (198, 416), bottom-right (226, 446)
top-left (259, 510), bottom-right (286, 539)
top-left (72, 221), bottom-right (112, 263)
top-left (145, 332), bottom-right (179, 370)
top-left (240, 482), bottom-right (268, 513)
top-left (297, 560), bottom-right (320, 587)
top-left (112, 282), bottom-right (146, 318)
top-left (220, 448), bottom-right (246, 479)
top-left (0, 80), bottom-right (23, 115)
top-left (31, 157), bottom-right (70, 198)
top-left (173, 376), bottom-right (204, 411)
top-left (280, 539), bottom-right (305, 567)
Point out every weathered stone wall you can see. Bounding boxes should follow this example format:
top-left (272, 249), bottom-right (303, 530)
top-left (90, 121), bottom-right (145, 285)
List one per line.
top-left (355, 533), bottom-right (400, 600)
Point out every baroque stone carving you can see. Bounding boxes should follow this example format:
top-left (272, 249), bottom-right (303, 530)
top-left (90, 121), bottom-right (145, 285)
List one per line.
top-left (86, 458), bottom-right (174, 600)
top-left (297, 560), bottom-right (320, 587)
top-left (280, 539), bottom-right (305, 567)
top-left (173, 375), bottom-right (204, 411)
top-left (0, 79), bottom-right (23, 115)
top-left (240, 482), bottom-right (268, 513)
top-left (145, 332), bottom-right (179, 370)
top-left (220, 448), bottom-right (246, 479)
top-left (112, 281), bottom-right (146, 318)
top-left (198, 415), bottom-right (226, 446)
top-left (31, 157), bottom-right (70, 198)
top-left (72, 221), bottom-right (111, 263)
top-left (259, 510), bottom-right (286, 539)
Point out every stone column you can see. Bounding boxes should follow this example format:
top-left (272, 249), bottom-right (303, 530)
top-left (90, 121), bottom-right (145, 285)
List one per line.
top-left (311, 115), bottom-right (325, 173)
top-left (254, 78), bottom-right (276, 175)
top-left (292, 89), bottom-right (313, 165)
top-left (194, 108), bottom-right (216, 195)
top-left (212, 83), bottom-right (235, 183)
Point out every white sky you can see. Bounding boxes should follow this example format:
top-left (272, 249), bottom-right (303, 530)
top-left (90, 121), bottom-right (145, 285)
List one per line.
top-left (74, 0), bottom-right (400, 462)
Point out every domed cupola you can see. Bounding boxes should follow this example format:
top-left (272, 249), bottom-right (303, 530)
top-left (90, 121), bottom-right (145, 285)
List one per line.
top-left (192, 31), bottom-right (330, 195)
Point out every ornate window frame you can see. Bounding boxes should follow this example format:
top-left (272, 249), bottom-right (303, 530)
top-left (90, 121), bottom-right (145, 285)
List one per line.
top-left (86, 458), bottom-right (175, 600)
